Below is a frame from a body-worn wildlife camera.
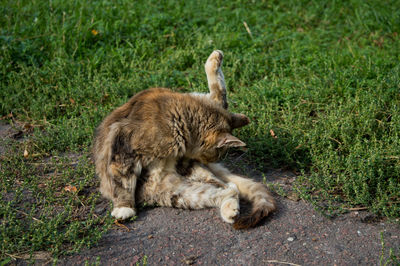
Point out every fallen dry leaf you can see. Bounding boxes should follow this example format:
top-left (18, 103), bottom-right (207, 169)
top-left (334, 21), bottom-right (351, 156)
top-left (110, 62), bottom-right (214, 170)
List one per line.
top-left (0, 113), bottom-right (13, 120)
top-left (23, 123), bottom-right (33, 130)
top-left (270, 129), bottom-right (278, 139)
top-left (114, 219), bottom-right (131, 231)
top-left (64, 185), bottom-right (77, 193)
top-left (38, 183), bottom-right (47, 189)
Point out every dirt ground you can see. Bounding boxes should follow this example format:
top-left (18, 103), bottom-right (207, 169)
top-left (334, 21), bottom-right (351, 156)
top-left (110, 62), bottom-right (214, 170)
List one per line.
top-left (59, 176), bottom-right (400, 266)
top-left (1, 121), bottom-right (399, 265)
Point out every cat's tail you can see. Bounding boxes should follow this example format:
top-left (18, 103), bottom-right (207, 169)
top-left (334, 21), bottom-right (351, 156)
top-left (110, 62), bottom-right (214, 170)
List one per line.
top-left (233, 193), bottom-right (276, 230)
top-left (93, 121), bottom-right (123, 199)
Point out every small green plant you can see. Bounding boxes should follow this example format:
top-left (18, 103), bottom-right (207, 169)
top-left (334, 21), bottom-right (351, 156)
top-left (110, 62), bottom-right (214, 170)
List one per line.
top-left (136, 255), bottom-right (148, 266)
top-left (380, 232), bottom-right (400, 266)
top-left (84, 256), bottom-right (101, 266)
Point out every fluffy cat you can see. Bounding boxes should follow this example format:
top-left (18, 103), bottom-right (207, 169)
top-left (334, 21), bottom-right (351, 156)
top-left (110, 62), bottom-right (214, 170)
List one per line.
top-left (93, 51), bottom-right (276, 229)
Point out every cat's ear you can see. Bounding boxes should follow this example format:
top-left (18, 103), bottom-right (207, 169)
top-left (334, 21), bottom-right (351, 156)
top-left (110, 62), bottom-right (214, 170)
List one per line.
top-left (230, 113), bottom-right (250, 129)
top-left (216, 133), bottom-right (246, 148)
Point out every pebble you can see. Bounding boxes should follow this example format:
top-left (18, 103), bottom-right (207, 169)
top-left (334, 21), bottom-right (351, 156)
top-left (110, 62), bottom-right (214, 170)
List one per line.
top-left (287, 237), bottom-right (295, 242)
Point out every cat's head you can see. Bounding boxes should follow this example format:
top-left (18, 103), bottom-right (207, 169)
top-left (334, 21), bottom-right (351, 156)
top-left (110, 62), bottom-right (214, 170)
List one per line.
top-left (193, 112), bottom-right (250, 163)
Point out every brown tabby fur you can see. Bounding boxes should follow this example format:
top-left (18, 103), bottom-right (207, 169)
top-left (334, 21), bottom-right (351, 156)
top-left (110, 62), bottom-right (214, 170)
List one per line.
top-left (93, 51), bottom-right (276, 228)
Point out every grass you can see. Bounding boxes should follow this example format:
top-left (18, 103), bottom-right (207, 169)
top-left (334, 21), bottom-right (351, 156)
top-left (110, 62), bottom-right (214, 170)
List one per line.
top-left (1, 0), bottom-right (400, 260)
top-left (0, 140), bottom-right (114, 262)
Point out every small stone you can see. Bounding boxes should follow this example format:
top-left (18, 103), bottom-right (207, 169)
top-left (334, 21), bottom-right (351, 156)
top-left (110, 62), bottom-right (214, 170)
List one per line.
top-left (287, 237), bottom-right (295, 242)
top-left (183, 256), bottom-right (197, 265)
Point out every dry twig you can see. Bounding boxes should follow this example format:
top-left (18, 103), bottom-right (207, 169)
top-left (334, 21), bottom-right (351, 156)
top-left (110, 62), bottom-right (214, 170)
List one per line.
top-left (15, 209), bottom-right (43, 223)
top-left (243, 21), bottom-right (253, 38)
top-left (265, 260), bottom-right (301, 266)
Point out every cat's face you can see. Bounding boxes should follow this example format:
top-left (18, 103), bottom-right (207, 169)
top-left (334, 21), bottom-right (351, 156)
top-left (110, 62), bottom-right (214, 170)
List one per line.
top-left (195, 144), bottom-right (225, 163)
top-left (194, 113), bottom-right (250, 164)
top-left (195, 132), bottom-right (246, 163)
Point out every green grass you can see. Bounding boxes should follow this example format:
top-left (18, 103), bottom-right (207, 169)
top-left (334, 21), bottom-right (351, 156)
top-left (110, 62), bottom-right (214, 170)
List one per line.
top-left (0, 141), bottom-right (114, 261)
top-left (1, 0), bottom-right (400, 260)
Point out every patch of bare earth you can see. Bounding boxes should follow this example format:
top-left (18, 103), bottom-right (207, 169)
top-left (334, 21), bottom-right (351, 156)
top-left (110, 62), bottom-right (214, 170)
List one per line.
top-left (57, 158), bottom-right (399, 265)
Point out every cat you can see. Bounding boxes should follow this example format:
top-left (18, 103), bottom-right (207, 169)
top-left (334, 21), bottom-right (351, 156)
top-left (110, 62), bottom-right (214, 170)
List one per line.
top-left (93, 50), bottom-right (276, 229)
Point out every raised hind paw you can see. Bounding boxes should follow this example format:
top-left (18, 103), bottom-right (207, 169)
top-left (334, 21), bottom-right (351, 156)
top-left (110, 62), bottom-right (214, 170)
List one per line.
top-left (111, 207), bottom-right (136, 220)
top-left (205, 50), bottom-right (223, 74)
top-left (220, 197), bottom-right (239, 224)
top-left (204, 50), bottom-right (228, 109)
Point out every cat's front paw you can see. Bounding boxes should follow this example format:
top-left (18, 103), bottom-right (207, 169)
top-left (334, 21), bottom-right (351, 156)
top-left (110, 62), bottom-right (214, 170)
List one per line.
top-left (205, 50), bottom-right (223, 73)
top-left (111, 207), bottom-right (136, 220)
top-left (220, 198), bottom-right (239, 224)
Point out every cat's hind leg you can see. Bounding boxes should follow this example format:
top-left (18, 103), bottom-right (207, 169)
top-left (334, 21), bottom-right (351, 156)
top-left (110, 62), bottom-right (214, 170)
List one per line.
top-left (207, 163), bottom-right (276, 229)
top-left (204, 50), bottom-right (228, 109)
top-left (137, 169), bottom-right (240, 224)
top-left (185, 162), bottom-right (227, 188)
top-left (187, 163), bottom-right (241, 223)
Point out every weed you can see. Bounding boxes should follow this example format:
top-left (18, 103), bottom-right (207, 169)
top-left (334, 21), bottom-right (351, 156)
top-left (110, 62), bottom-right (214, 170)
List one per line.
top-left (380, 232), bottom-right (400, 266)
